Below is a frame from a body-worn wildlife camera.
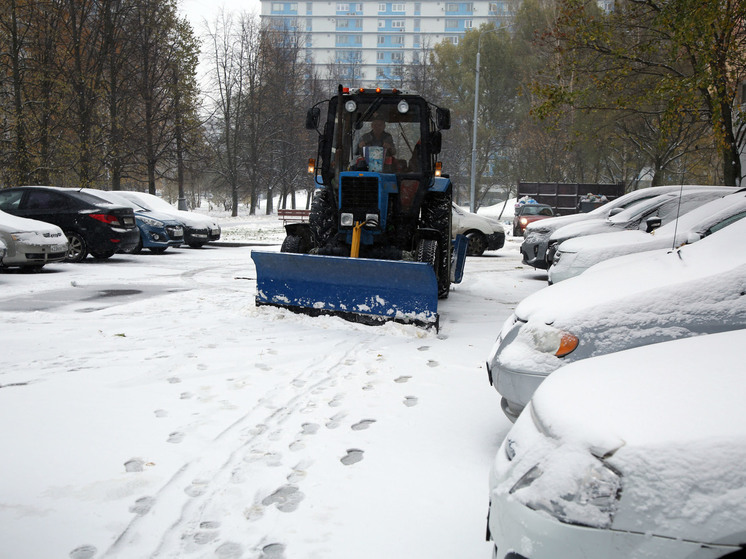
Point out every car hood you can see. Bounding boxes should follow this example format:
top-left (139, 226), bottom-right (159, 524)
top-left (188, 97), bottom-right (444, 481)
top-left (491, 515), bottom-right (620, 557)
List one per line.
top-left (530, 330), bottom-right (746, 543)
top-left (524, 212), bottom-right (591, 234)
top-left (0, 210), bottom-right (64, 236)
top-left (516, 216), bottom-right (746, 325)
top-left (548, 218), bottom-right (613, 242)
top-left (558, 229), bottom-right (666, 254)
top-left (134, 209), bottom-right (184, 225)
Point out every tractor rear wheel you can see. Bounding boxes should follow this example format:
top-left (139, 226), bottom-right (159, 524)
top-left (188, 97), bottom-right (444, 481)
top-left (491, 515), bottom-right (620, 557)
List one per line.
top-left (421, 193), bottom-right (452, 299)
top-left (416, 239), bottom-right (438, 268)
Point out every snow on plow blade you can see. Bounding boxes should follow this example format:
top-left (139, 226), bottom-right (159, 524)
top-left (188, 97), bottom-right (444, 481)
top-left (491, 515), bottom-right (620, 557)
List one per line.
top-left (251, 251), bottom-right (439, 329)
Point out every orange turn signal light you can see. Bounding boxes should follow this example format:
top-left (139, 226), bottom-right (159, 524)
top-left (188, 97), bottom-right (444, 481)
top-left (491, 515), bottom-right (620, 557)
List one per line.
top-left (555, 333), bottom-right (579, 357)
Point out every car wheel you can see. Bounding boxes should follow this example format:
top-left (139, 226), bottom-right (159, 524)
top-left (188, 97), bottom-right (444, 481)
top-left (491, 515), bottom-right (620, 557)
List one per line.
top-left (65, 231), bottom-right (88, 263)
top-left (91, 251), bottom-right (115, 260)
top-left (465, 231), bottom-right (487, 256)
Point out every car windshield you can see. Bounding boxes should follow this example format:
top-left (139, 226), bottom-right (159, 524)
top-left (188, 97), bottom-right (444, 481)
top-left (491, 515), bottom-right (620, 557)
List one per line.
top-left (520, 205), bottom-right (552, 216)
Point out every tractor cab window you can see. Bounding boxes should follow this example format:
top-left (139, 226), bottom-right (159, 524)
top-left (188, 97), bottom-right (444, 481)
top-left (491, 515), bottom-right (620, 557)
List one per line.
top-left (331, 97), bottom-right (424, 175)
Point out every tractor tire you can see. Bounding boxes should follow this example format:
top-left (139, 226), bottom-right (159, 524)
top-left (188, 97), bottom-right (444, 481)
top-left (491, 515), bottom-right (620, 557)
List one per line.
top-left (420, 192), bottom-right (452, 299)
top-left (281, 234), bottom-right (306, 253)
top-left (309, 187), bottom-right (338, 248)
top-left (416, 239), bottom-right (438, 268)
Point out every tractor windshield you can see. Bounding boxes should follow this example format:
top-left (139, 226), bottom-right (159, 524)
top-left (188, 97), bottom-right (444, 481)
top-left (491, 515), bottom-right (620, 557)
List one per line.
top-left (330, 97), bottom-right (426, 177)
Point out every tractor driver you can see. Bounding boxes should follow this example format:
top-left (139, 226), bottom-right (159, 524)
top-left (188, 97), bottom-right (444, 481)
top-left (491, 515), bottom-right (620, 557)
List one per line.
top-left (357, 115), bottom-right (396, 158)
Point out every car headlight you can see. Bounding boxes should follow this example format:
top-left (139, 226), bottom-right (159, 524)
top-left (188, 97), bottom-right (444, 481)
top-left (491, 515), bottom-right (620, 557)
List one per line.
top-left (10, 231), bottom-right (39, 242)
top-left (139, 216), bottom-right (161, 227)
top-left (520, 217), bottom-right (528, 226)
top-left (523, 323), bottom-right (579, 357)
top-left (509, 454), bottom-right (622, 529)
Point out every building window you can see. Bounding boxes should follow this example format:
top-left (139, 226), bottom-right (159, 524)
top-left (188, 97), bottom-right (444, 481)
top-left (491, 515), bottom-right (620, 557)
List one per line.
top-left (378, 35), bottom-right (386, 43)
top-left (379, 2), bottom-right (386, 11)
top-left (392, 3), bottom-right (405, 11)
top-left (337, 3), bottom-right (349, 11)
top-left (445, 18), bottom-right (459, 28)
top-left (378, 19), bottom-right (385, 27)
top-left (413, 34), bottom-right (421, 46)
top-left (414, 18), bottom-right (420, 30)
top-left (446, 3), bottom-right (458, 11)
top-left (415, 2), bottom-right (421, 14)
top-left (336, 35), bottom-right (349, 44)
top-left (392, 52), bottom-right (403, 61)
top-left (306, 1), bottom-right (312, 13)
top-left (391, 19), bottom-right (405, 28)
top-left (446, 36), bottom-right (459, 44)
top-left (392, 35), bottom-right (403, 44)
top-left (465, 19), bottom-right (473, 28)
top-left (306, 17), bottom-right (312, 30)
top-left (377, 51), bottom-right (385, 60)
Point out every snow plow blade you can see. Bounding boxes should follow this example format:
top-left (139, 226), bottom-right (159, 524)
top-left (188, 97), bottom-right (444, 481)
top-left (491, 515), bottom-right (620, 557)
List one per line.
top-left (251, 251), bottom-right (439, 329)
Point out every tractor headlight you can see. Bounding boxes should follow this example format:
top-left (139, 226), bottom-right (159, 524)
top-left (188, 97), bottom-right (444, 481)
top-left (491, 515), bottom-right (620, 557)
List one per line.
top-left (397, 100), bottom-right (409, 114)
top-left (345, 100), bottom-right (357, 112)
top-left (340, 213), bottom-right (354, 227)
top-left (365, 213), bottom-right (379, 228)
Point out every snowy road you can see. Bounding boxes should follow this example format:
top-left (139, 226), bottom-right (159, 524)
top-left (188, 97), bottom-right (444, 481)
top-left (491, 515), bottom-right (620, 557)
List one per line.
top-left (0, 235), bottom-right (544, 559)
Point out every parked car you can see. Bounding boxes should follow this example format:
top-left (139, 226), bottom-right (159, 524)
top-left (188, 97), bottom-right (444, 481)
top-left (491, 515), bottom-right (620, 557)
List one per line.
top-left (113, 191), bottom-right (221, 248)
top-left (548, 188), bottom-right (746, 283)
top-left (488, 329), bottom-right (746, 559)
top-left (452, 204), bottom-right (505, 256)
top-left (521, 185), bottom-right (706, 270)
top-left (0, 209), bottom-right (68, 271)
top-left (0, 238), bottom-right (7, 264)
top-left (0, 186), bottom-right (139, 262)
top-left (486, 215), bottom-right (746, 422)
top-left (512, 203), bottom-right (554, 237)
top-left (82, 189), bottom-right (184, 253)
top-left (544, 187), bottom-right (735, 266)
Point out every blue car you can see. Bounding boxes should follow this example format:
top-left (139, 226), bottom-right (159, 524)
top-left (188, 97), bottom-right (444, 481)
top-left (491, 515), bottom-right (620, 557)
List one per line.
top-left (83, 189), bottom-right (184, 253)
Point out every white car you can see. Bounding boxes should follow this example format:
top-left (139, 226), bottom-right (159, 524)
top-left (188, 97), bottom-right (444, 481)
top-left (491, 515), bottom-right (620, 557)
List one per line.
top-left (520, 185), bottom-right (708, 270)
top-left (452, 204), bottom-right (505, 256)
top-left (488, 329), bottom-right (746, 559)
top-left (487, 215), bottom-right (746, 422)
top-left (545, 186), bottom-right (735, 269)
top-left (548, 188), bottom-right (746, 283)
top-left (113, 191), bottom-right (221, 248)
top-left (0, 209), bottom-right (68, 270)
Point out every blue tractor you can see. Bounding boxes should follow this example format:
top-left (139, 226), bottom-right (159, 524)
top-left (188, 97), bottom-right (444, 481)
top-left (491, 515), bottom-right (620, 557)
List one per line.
top-left (252, 86), bottom-right (467, 329)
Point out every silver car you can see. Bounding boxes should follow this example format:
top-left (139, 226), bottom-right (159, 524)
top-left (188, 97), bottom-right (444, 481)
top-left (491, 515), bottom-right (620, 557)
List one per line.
top-left (520, 185), bottom-right (704, 270)
top-left (487, 214), bottom-right (746, 422)
top-left (0, 209), bottom-right (68, 271)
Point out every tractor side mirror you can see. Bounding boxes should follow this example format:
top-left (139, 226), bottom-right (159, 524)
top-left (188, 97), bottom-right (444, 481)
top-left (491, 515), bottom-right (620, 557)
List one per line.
top-left (436, 107), bottom-right (451, 130)
top-left (430, 131), bottom-right (442, 154)
top-left (306, 107), bottom-right (321, 131)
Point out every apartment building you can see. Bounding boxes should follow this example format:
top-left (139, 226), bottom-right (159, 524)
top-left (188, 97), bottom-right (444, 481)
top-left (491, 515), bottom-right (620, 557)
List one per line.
top-left (260, 0), bottom-right (514, 87)
top-left (260, 0), bottom-right (613, 88)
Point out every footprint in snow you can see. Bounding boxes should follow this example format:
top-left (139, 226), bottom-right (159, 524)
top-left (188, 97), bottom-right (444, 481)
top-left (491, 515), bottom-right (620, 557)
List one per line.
top-left (261, 485), bottom-right (305, 512)
top-left (301, 422), bottom-right (320, 435)
top-left (129, 496), bottom-right (155, 515)
top-left (326, 412), bottom-right (347, 429)
top-left (328, 395), bottom-right (344, 407)
top-left (341, 449), bottom-right (364, 465)
top-left (167, 377), bottom-right (181, 384)
top-left (192, 521), bottom-right (221, 545)
top-left (69, 545), bottom-right (97, 559)
top-left (404, 396), bottom-right (418, 407)
top-left (215, 541), bottom-right (244, 559)
top-left (417, 346), bottom-right (430, 352)
top-left (154, 409), bottom-right (168, 418)
top-left (427, 360), bottom-right (439, 368)
top-left (261, 543), bottom-right (287, 559)
top-left (167, 431), bottom-right (184, 443)
top-left (394, 376), bottom-right (411, 384)
top-left (184, 479), bottom-right (208, 497)
top-left (351, 419), bottom-right (376, 431)
top-left (124, 458), bottom-right (144, 472)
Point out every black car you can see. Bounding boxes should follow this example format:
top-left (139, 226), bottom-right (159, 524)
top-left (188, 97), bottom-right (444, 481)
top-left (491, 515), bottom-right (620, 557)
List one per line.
top-left (0, 186), bottom-right (140, 262)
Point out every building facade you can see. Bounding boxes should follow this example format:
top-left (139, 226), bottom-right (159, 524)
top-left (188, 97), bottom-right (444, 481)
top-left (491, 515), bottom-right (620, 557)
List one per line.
top-left (260, 0), bottom-right (515, 87)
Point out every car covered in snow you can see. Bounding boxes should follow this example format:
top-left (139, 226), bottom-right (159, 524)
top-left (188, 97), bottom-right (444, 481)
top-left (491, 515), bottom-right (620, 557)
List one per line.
top-left (520, 185), bottom-right (702, 270)
top-left (83, 189), bottom-right (184, 253)
top-left (548, 188), bottom-right (746, 283)
top-left (512, 203), bottom-right (554, 237)
top-left (451, 204), bottom-right (505, 256)
top-left (486, 215), bottom-right (746, 422)
top-left (487, 329), bottom-right (746, 559)
top-left (0, 209), bottom-right (68, 271)
top-left (113, 190), bottom-right (221, 248)
top-left (544, 187), bottom-right (735, 267)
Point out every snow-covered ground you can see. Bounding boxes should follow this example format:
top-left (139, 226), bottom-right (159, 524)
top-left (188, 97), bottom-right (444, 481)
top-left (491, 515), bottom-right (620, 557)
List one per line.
top-left (0, 214), bottom-right (544, 559)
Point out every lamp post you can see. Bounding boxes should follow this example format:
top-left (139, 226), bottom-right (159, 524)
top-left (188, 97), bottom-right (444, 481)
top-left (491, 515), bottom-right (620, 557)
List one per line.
top-left (469, 30), bottom-right (493, 213)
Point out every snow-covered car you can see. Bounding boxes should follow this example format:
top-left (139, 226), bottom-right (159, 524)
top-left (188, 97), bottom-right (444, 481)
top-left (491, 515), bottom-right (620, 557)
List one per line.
top-left (0, 238), bottom-right (7, 264)
top-left (113, 191), bottom-right (221, 248)
top-left (512, 204), bottom-right (554, 237)
top-left (83, 189), bottom-right (184, 253)
top-left (545, 186), bottom-right (735, 267)
top-left (548, 188), bottom-right (746, 283)
top-left (520, 185), bottom-right (703, 270)
top-left (0, 210), bottom-right (68, 271)
top-left (487, 329), bottom-right (746, 559)
top-left (451, 203), bottom-right (505, 256)
top-left (486, 215), bottom-right (746, 422)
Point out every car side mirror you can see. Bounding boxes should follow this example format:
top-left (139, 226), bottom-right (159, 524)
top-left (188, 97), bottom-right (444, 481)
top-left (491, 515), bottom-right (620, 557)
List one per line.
top-left (306, 107), bottom-right (321, 131)
top-left (646, 216), bottom-right (662, 233)
top-left (436, 107), bottom-right (451, 130)
top-left (685, 231), bottom-right (701, 244)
